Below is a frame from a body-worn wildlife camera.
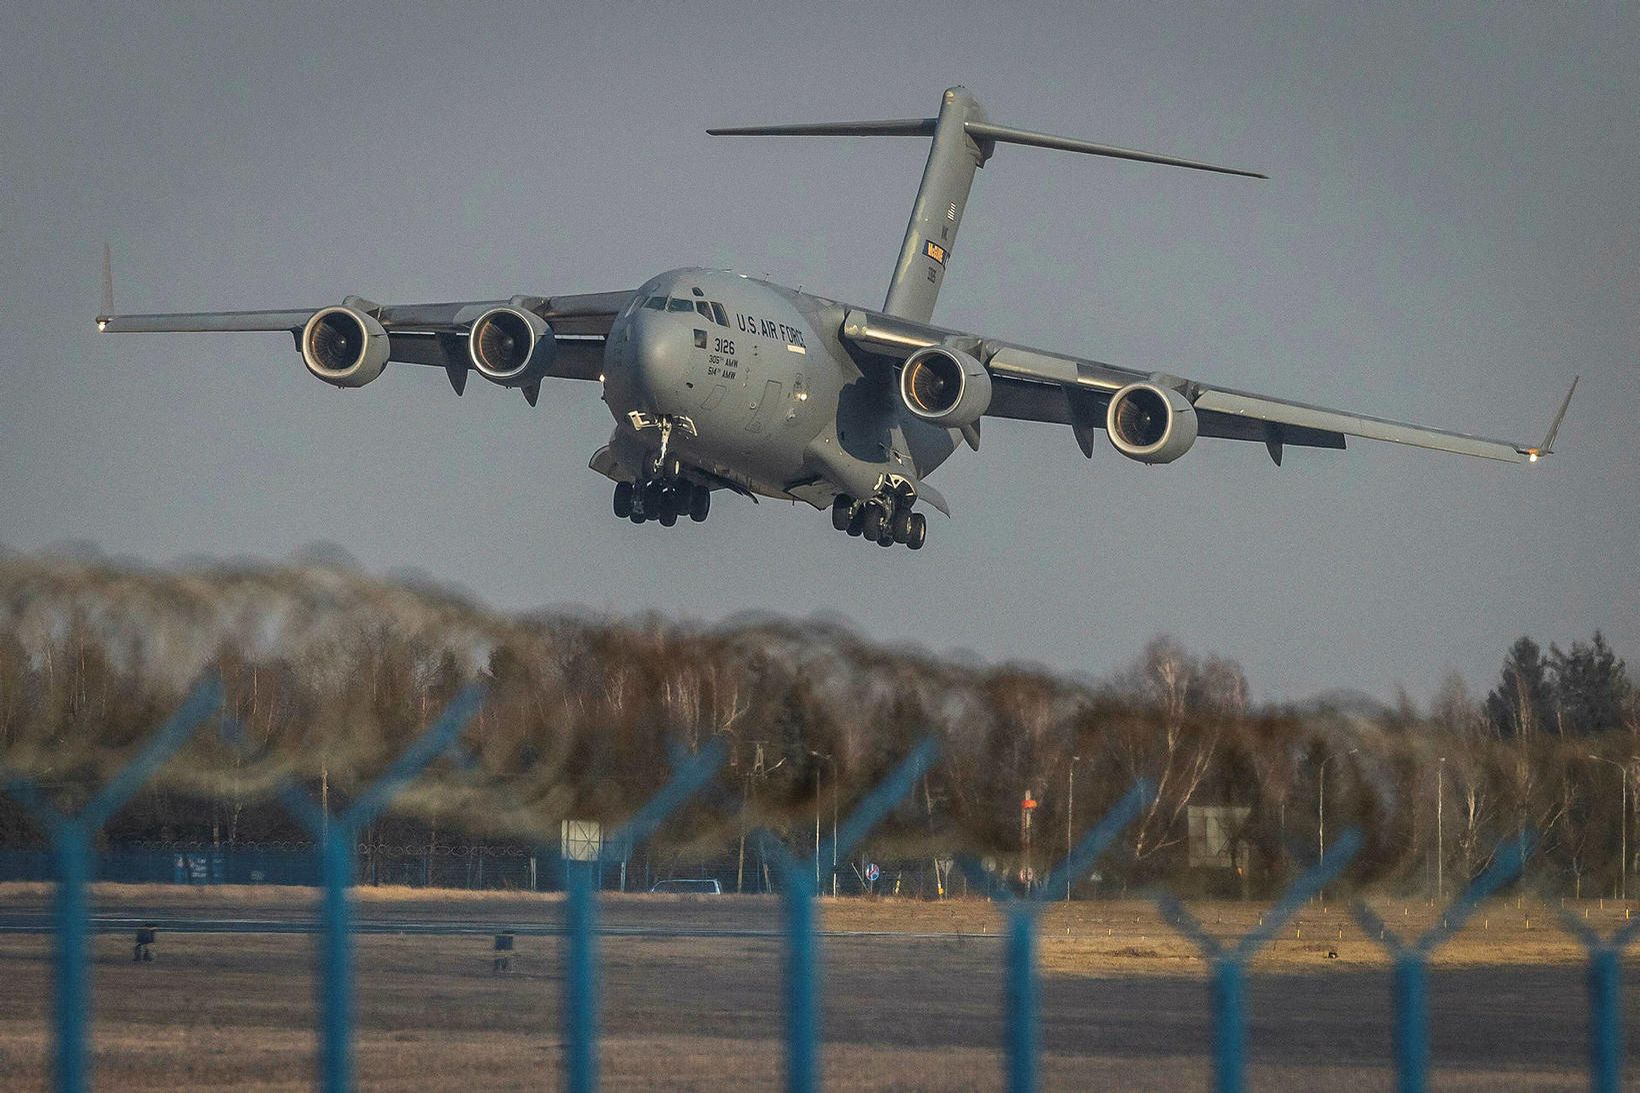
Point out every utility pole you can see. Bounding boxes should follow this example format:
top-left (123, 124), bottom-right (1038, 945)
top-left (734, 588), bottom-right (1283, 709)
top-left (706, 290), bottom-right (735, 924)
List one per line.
top-left (831, 763), bottom-right (837, 897)
top-left (810, 751), bottom-right (838, 897)
top-left (1436, 756), bottom-right (1445, 901)
top-left (813, 763), bottom-right (821, 888)
top-left (1318, 757), bottom-right (1331, 864)
top-left (1066, 756), bottom-right (1080, 901)
top-left (1021, 787), bottom-right (1038, 891)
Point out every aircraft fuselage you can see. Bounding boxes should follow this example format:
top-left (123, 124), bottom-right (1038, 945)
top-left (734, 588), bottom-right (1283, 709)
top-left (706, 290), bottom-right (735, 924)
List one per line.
top-left (597, 268), bottom-right (959, 509)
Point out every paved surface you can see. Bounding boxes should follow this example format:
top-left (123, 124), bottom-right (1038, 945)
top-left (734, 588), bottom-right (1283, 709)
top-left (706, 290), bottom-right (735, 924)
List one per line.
top-left (0, 893), bottom-right (1634, 1088)
top-left (0, 896), bottom-right (966, 939)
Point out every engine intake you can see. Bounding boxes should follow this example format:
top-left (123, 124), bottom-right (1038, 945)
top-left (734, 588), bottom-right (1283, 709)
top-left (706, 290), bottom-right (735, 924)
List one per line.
top-left (1106, 381), bottom-right (1197, 463)
top-left (468, 306), bottom-right (555, 387)
top-left (302, 306), bottom-right (389, 388)
top-left (898, 345), bottom-right (991, 428)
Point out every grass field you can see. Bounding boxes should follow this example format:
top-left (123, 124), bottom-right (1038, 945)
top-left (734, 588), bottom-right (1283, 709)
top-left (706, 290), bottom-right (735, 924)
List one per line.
top-left (0, 884), bottom-right (1635, 1090)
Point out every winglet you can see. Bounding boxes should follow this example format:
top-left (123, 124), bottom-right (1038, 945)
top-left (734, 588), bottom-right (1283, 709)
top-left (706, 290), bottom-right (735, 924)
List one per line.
top-left (98, 242), bottom-right (114, 329)
top-left (1521, 376), bottom-right (1578, 462)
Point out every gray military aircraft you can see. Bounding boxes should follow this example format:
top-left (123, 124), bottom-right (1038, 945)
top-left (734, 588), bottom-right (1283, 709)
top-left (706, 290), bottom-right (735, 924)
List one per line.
top-left (98, 86), bottom-right (1575, 550)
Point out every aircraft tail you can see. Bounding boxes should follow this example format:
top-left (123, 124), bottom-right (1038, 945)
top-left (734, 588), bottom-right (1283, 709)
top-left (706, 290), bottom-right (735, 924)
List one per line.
top-left (709, 87), bottom-right (1264, 324)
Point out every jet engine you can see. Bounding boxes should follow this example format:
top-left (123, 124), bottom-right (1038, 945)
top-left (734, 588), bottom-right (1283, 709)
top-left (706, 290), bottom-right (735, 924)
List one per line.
top-left (302, 305), bottom-right (390, 388)
top-left (1105, 381), bottom-right (1198, 463)
top-left (468, 306), bottom-right (556, 387)
top-left (897, 345), bottom-right (991, 428)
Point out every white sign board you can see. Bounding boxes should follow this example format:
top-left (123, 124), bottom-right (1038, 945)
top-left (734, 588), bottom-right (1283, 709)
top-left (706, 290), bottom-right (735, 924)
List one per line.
top-left (561, 819), bottom-right (602, 862)
top-left (1187, 805), bottom-right (1251, 869)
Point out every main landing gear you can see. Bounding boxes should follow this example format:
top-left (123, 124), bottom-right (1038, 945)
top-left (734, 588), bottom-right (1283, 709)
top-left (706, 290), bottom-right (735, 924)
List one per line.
top-left (832, 494), bottom-right (926, 550)
top-left (614, 458), bottom-right (711, 528)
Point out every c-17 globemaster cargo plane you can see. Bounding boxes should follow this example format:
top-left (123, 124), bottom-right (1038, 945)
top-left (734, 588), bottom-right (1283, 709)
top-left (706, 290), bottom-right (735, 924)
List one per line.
top-left (98, 87), bottom-right (1576, 550)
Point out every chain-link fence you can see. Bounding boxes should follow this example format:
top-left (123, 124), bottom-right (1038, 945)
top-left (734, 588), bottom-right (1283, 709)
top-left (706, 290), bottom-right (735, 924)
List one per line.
top-left (2, 679), bottom-right (1634, 1093)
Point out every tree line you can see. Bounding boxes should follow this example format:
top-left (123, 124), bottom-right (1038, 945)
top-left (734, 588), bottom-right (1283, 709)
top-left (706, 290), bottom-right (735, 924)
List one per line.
top-left (0, 550), bottom-right (1635, 897)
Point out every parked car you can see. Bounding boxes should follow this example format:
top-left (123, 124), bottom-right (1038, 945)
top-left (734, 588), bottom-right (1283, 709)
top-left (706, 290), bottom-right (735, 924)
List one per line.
top-left (649, 878), bottom-right (723, 895)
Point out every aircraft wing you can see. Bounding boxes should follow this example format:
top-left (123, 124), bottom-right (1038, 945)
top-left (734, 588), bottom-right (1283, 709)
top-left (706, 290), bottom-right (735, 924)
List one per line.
top-left (840, 308), bottom-right (1574, 465)
top-left (97, 290), bottom-right (635, 396)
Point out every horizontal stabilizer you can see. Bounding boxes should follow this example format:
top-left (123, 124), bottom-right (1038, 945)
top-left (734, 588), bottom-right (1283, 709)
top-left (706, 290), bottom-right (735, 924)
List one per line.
top-left (707, 118), bottom-right (935, 138)
top-left (706, 113), bottom-right (1263, 179)
top-left (963, 120), bottom-right (1266, 179)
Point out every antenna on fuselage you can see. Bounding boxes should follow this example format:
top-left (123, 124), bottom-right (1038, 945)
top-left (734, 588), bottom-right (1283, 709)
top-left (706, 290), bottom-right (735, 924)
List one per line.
top-left (709, 86), bottom-right (1265, 325)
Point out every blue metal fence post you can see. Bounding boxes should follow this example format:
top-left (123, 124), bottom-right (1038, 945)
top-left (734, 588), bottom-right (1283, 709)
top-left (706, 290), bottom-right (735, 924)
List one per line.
top-left (557, 740), bottom-right (726, 1093)
top-left (0, 677), bottom-right (221, 1093)
top-left (1209, 957), bottom-right (1246, 1093)
top-left (1352, 834), bottom-right (1532, 1093)
top-left (752, 738), bottom-right (940, 1093)
top-left (318, 827), bottom-right (356, 1093)
top-left (275, 684), bottom-right (485, 1093)
top-left (1588, 944), bottom-right (1622, 1092)
top-left (563, 858), bottom-right (600, 1093)
top-left (1551, 899), bottom-right (1640, 1093)
top-left (1158, 828), bottom-right (1362, 1093)
top-left (783, 868), bottom-right (819, 1093)
top-left (52, 823), bottom-right (91, 1093)
top-left (956, 780), bottom-right (1152, 1093)
top-left (1004, 903), bottom-right (1040, 1093)
top-left (1391, 952), bottom-right (1429, 1093)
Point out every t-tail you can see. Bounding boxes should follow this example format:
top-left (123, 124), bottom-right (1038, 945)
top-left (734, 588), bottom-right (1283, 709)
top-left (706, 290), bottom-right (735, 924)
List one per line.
top-left (708, 86), bottom-right (1265, 325)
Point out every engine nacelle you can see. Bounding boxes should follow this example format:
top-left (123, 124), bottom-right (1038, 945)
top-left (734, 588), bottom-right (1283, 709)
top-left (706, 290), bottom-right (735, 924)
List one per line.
top-left (1105, 381), bottom-right (1198, 463)
top-left (468, 306), bottom-right (556, 387)
top-left (302, 306), bottom-right (390, 388)
top-left (898, 345), bottom-right (992, 428)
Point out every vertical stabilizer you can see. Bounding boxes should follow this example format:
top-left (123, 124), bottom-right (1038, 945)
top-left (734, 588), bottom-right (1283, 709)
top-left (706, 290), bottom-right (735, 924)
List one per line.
top-left (882, 87), bottom-right (989, 323)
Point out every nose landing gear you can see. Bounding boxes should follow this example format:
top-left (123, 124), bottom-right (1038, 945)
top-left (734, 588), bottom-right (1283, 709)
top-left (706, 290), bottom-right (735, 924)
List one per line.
top-left (831, 494), bottom-right (926, 550)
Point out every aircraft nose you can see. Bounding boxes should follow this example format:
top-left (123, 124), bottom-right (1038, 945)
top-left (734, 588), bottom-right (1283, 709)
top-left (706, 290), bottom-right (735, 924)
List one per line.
top-left (631, 314), bottom-right (694, 410)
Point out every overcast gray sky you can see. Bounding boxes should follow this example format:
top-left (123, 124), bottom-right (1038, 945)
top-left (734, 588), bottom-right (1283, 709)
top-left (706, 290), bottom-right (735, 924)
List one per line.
top-left (2, 1), bottom-right (1635, 702)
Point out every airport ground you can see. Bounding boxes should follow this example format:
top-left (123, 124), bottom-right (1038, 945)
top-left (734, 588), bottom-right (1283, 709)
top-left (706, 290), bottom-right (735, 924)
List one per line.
top-left (0, 884), bottom-right (1635, 1090)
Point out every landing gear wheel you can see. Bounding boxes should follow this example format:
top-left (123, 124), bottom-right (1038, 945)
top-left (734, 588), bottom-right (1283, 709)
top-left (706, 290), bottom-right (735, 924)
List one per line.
top-left (613, 481), bottom-right (634, 519)
top-left (890, 509), bottom-right (912, 544)
top-left (877, 527), bottom-right (894, 547)
top-left (906, 511), bottom-right (927, 550)
top-left (861, 503), bottom-right (886, 541)
top-left (846, 507), bottom-right (865, 536)
top-left (630, 507), bottom-right (647, 525)
top-left (643, 480), bottom-right (665, 514)
top-left (831, 495), bottom-right (854, 532)
top-left (688, 485), bottom-right (710, 522)
top-left (657, 489), bottom-right (680, 526)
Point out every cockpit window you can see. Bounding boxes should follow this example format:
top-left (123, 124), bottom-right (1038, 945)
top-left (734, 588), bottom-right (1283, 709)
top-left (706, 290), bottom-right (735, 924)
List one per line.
top-left (642, 296), bottom-right (666, 310)
top-left (667, 298), bottom-right (695, 312)
top-left (694, 301), bottom-right (713, 320)
top-left (710, 302), bottom-right (729, 327)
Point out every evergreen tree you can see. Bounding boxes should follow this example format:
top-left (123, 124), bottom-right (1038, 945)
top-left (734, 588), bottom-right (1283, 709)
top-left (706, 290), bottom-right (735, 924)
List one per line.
top-left (1486, 636), bottom-right (1554, 738)
top-left (1549, 632), bottom-right (1631, 735)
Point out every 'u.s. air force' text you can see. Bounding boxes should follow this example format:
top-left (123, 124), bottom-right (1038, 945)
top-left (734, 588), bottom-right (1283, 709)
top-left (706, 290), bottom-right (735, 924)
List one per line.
top-left (735, 313), bottom-right (806, 348)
